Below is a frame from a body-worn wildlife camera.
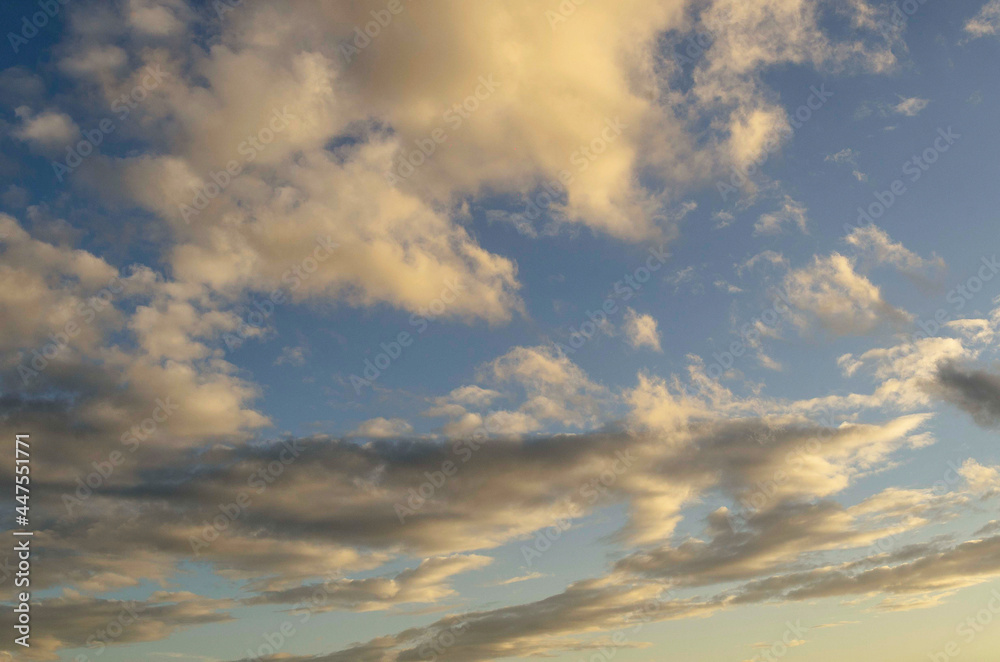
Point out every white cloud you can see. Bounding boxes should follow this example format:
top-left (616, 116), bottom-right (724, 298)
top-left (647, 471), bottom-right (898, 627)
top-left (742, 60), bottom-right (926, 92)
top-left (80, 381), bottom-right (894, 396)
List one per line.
top-left (12, 108), bottom-right (78, 152)
top-left (623, 308), bottom-right (663, 351)
top-left (349, 417), bottom-right (415, 438)
top-left (893, 96), bottom-right (929, 116)
top-left (784, 253), bottom-right (912, 335)
top-left (845, 225), bottom-right (944, 278)
top-left (274, 345), bottom-right (307, 366)
top-left (754, 196), bottom-right (808, 235)
top-left (964, 0), bottom-right (1000, 39)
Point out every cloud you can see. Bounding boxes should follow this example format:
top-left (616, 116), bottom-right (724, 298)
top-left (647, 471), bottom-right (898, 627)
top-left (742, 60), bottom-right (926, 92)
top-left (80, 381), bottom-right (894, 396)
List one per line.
top-left (825, 147), bottom-right (867, 181)
top-left (964, 0), bottom-right (1000, 39)
top-left (50, 0), bottom-right (904, 324)
top-left (754, 196), bottom-right (808, 235)
top-left (11, 108), bottom-right (78, 153)
top-left (491, 571), bottom-right (547, 586)
top-left (58, 44), bottom-right (129, 79)
top-left (784, 253), bottom-right (912, 335)
top-left (623, 308), bottom-right (662, 351)
top-left (616, 488), bottom-right (965, 587)
top-left (825, 147), bottom-right (860, 165)
top-left (845, 225), bottom-right (944, 280)
top-left (732, 534), bottom-right (1000, 609)
top-left (125, 0), bottom-right (193, 36)
top-left (349, 417), bottom-right (415, 438)
top-left (0, 3), bottom-right (971, 660)
top-left (739, 250), bottom-right (787, 275)
top-left (892, 96), bottom-right (929, 116)
top-left (242, 555), bottom-right (493, 612)
top-left (272, 578), bottom-right (719, 662)
top-left (0, 591), bottom-right (232, 661)
top-left (930, 362), bottom-right (1000, 428)
top-left (274, 345), bottom-right (308, 366)
top-left (480, 345), bottom-right (608, 429)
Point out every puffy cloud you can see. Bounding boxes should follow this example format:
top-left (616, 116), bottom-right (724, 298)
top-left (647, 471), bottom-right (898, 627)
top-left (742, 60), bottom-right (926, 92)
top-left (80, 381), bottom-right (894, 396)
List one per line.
top-left (125, 0), bottom-right (193, 36)
top-left (845, 225), bottom-right (944, 279)
top-left (11, 108), bottom-right (78, 153)
top-left (784, 253), bottom-right (912, 335)
top-left (738, 250), bottom-right (787, 274)
top-left (964, 0), bottom-right (1000, 39)
top-left (481, 345), bottom-right (608, 429)
top-left (893, 96), bottom-right (929, 116)
top-left (274, 345), bottom-right (308, 366)
top-left (958, 459), bottom-right (1000, 496)
top-left (623, 308), bottom-right (663, 351)
top-left (0, 3), bottom-right (974, 660)
top-left (754, 196), bottom-right (808, 235)
top-left (0, 214), bottom-right (123, 355)
top-left (58, 44), bottom-right (129, 79)
top-left (349, 417), bottom-right (415, 438)
top-left (53, 0), bottom-right (904, 321)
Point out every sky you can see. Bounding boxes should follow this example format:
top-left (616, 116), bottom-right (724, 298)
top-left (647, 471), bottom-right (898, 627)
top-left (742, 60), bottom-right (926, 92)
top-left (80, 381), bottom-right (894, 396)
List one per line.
top-left (1, 0), bottom-right (1000, 660)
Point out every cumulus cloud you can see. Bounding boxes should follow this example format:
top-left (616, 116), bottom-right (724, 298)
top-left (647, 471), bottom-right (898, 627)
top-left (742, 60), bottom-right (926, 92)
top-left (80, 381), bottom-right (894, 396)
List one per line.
top-left (845, 225), bottom-right (945, 280)
top-left (623, 308), bottom-right (663, 351)
top-left (754, 196), bottom-right (808, 234)
top-left (958, 459), bottom-right (1000, 496)
top-left (274, 345), bottom-right (308, 366)
top-left (893, 96), bottom-right (929, 116)
top-left (349, 417), bottom-right (415, 438)
top-left (11, 108), bottom-right (78, 153)
top-left (964, 0), bottom-right (1000, 39)
top-left (784, 253), bottom-right (912, 335)
top-left (0, 2), bottom-right (975, 659)
top-left (479, 345), bottom-right (608, 430)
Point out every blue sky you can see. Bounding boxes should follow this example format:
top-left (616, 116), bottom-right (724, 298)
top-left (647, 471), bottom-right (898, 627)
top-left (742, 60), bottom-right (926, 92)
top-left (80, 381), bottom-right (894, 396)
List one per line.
top-left (2, 0), bottom-right (1000, 661)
